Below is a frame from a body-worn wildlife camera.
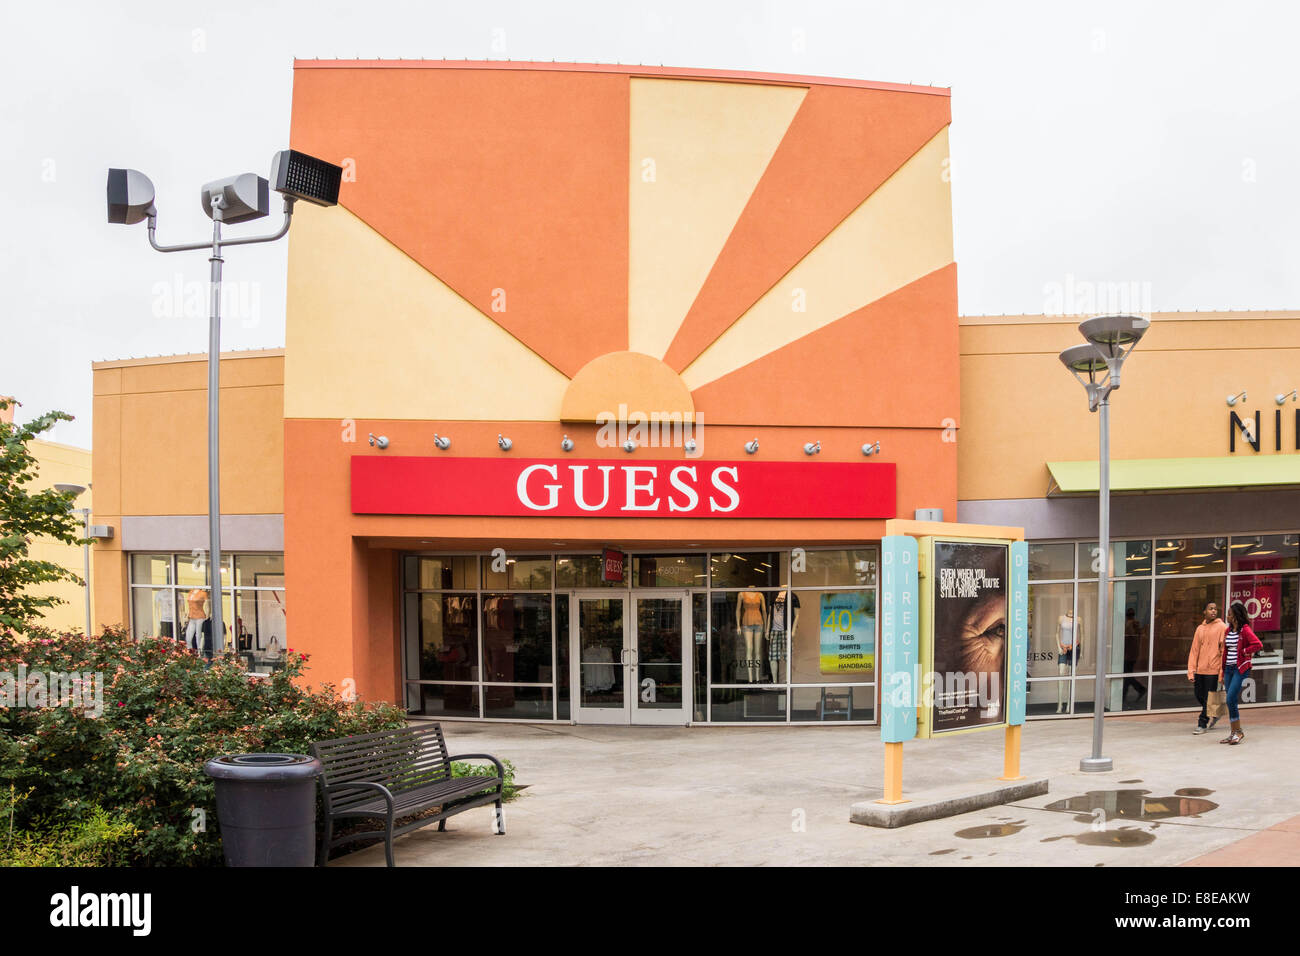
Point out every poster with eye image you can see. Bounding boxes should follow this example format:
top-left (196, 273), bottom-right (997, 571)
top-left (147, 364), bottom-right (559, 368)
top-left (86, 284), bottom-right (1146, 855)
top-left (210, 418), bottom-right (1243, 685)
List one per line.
top-left (929, 541), bottom-right (1009, 734)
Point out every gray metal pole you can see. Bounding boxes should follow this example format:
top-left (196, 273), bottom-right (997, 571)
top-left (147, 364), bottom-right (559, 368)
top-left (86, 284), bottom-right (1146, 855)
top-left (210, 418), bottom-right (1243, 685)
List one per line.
top-left (82, 509), bottom-right (92, 639)
top-left (1082, 395), bottom-right (1114, 771)
top-left (207, 217), bottom-right (224, 658)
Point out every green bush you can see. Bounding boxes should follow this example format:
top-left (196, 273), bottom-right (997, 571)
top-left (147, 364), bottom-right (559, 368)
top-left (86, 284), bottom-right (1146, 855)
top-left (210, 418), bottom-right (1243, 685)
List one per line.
top-left (2, 786), bottom-right (138, 867)
top-left (0, 625), bottom-right (408, 866)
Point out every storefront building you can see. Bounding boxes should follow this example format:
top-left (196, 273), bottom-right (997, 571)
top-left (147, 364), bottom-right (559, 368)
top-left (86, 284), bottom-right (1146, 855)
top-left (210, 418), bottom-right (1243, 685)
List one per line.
top-left (88, 62), bottom-right (1300, 725)
top-left (958, 311), bottom-right (1300, 718)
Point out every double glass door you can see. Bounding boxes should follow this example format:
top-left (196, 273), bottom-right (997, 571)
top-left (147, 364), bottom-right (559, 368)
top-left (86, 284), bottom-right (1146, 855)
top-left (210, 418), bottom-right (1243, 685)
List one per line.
top-left (571, 591), bottom-right (690, 725)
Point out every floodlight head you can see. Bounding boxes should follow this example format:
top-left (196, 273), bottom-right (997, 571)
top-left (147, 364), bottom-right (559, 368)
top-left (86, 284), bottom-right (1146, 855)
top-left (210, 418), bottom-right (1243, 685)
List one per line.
top-left (107, 168), bottom-right (156, 225)
top-left (53, 482), bottom-right (86, 498)
top-left (200, 173), bottom-right (269, 224)
top-left (270, 149), bottom-right (342, 207)
top-left (1078, 314), bottom-right (1150, 360)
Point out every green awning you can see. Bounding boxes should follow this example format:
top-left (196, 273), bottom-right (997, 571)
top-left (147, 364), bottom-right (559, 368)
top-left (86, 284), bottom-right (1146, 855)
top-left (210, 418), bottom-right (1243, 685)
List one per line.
top-left (1047, 456), bottom-right (1300, 495)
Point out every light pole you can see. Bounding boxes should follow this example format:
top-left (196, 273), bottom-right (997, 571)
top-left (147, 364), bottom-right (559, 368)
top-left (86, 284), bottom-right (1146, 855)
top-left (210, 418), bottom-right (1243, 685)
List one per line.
top-left (106, 151), bottom-right (342, 655)
top-left (52, 482), bottom-right (92, 638)
top-left (1059, 314), bottom-right (1150, 773)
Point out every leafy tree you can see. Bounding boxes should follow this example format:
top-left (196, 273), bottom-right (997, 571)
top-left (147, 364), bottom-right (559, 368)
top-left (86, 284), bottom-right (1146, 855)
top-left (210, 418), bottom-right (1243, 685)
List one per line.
top-left (0, 399), bottom-right (85, 632)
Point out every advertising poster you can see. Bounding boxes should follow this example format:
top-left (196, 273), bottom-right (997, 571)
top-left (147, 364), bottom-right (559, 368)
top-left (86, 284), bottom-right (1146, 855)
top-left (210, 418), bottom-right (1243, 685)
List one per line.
top-left (1232, 557), bottom-right (1280, 630)
top-left (931, 541), bottom-right (1008, 734)
top-left (819, 590), bottom-right (875, 674)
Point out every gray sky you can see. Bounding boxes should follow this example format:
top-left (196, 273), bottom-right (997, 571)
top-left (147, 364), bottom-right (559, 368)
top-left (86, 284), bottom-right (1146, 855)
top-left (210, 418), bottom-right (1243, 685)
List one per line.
top-left (5, 0), bottom-right (1299, 449)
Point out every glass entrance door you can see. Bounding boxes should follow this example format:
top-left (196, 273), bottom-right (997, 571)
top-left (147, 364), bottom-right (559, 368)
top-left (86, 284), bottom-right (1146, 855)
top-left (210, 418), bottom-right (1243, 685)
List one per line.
top-left (631, 593), bottom-right (689, 725)
top-left (570, 592), bottom-right (690, 725)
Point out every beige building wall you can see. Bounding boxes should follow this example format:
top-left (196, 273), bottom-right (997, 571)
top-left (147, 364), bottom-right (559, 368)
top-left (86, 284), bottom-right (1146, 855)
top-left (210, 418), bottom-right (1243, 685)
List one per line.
top-left (958, 311), bottom-right (1300, 504)
top-left (91, 350), bottom-right (285, 631)
top-left (24, 436), bottom-right (93, 632)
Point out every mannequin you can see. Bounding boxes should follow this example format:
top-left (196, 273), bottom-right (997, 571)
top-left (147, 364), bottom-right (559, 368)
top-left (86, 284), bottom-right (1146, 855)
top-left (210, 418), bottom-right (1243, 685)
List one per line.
top-left (185, 587), bottom-right (209, 653)
top-left (1057, 610), bottom-right (1077, 713)
top-left (735, 589), bottom-right (767, 682)
top-left (768, 590), bottom-right (800, 683)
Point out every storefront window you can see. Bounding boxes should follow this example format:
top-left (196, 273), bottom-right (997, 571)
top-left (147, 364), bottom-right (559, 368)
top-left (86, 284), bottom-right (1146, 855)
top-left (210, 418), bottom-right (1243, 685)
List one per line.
top-left (710, 688), bottom-right (786, 722)
top-left (405, 593), bottom-right (478, 682)
top-left (1153, 577), bottom-right (1225, 672)
top-left (1231, 534), bottom-right (1300, 571)
top-left (1113, 540), bottom-right (1153, 577)
top-left (404, 555), bottom-right (477, 590)
top-left (481, 593), bottom-right (552, 684)
top-left (1155, 537), bottom-right (1227, 575)
top-left (1028, 583), bottom-right (1074, 680)
top-left (128, 553), bottom-right (286, 674)
top-left (692, 592), bottom-right (707, 721)
top-left (710, 551), bottom-right (783, 588)
top-left (790, 549), bottom-right (876, 588)
top-left (710, 590), bottom-right (783, 684)
top-left (175, 553), bottom-right (233, 587)
top-left (554, 554), bottom-right (624, 588)
top-left (482, 555), bottom-right (552, 590)
top-left (484, 686), bottom-right (553, 720)
top-left (409, 684), bottom-right (480, 719)
top-left (1229, 573), bottom-right (1297, 663)
top-left (790, 686), bottom-right (874, 722)
top-left (788, 589), bottom-right (874, 685)
top-left (633, 554), bottom-right (707, 587)
top-left (1029, 543), bottom-right (1074, 581)
top-left (130, 554), bottom-right (171, 586)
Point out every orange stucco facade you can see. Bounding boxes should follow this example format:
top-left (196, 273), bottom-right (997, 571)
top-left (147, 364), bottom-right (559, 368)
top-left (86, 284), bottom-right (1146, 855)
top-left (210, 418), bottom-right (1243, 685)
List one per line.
top-left (278, 61), bottom-right (958, 703)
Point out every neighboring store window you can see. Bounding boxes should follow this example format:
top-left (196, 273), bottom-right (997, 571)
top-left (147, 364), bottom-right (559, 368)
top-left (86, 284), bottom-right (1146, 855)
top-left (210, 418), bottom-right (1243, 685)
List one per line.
top-left (127, 553), bottom-right (286, 675)
top-left (1026, 582), bottom-right (1074, 715)
top-left (1155, 537), bottom-right (1227, 575)
top-left (1027, 534), bottom-right (1300, 717)
top-left (1231, 534), bottom-right (1300, 572)
top-left (1029, 543), bottom-right (1074, 581)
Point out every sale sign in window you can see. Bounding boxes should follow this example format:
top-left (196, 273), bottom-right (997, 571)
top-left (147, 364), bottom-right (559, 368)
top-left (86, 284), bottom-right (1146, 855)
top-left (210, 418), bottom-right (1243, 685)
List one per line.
top-left (819, 590), bottom-right (875, 674)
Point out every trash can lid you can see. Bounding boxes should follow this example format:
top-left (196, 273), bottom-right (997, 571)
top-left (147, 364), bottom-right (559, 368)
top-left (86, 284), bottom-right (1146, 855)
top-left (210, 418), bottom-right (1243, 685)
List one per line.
top-left (203, 753), bottom-right (323, 781)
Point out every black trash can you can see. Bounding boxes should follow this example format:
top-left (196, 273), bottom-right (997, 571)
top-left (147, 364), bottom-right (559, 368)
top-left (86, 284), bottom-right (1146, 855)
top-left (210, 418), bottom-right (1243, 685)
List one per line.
top-left (203, 753), bottom-right (322, 867)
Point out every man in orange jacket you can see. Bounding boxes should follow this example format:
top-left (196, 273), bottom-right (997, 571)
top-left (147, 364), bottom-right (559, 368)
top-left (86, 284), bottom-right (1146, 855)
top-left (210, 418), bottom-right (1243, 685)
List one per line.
top-left (1188, 601), bottom-right (1226, 734)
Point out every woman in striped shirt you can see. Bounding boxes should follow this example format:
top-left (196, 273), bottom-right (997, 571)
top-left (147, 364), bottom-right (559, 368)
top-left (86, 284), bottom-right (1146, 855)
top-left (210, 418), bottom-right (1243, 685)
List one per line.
top-left (1220, 600), bottom-right (1264, 745)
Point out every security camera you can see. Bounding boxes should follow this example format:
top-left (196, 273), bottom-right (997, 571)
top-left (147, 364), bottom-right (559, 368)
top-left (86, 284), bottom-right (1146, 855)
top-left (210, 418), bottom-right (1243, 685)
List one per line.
top-left (106, 168), bottom-right (156, 225)
top-left (200, 173), bottom-right (270, 224)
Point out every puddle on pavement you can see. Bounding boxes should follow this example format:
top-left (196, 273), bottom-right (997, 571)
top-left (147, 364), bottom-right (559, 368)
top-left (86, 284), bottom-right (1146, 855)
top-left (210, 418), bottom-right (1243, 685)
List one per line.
top-left (1041, 826), bottom-right (1155, 848)
top-left (929, 848), bottom-right (955, 855)
top-left (954, 821), bottom-right (1026, 839)
top-left (1119, 779), bottom-right (1142, 784)
top-left (1044, 789), bottom-right (1217, 822)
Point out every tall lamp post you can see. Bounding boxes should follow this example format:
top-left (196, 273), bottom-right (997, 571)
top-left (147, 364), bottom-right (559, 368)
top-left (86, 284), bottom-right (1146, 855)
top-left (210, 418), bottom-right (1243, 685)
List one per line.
top-left (52, 482), bottom-right (92, 639)
top-left (106, 151), bottom-right (342, 654)
top-left (1059, 314), bottom-right (1150, 772)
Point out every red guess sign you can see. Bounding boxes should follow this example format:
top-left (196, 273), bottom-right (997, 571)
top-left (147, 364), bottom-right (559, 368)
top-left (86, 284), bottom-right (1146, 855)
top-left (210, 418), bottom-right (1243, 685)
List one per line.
top-left (602, 549), bottom-right (625, 582)
top-left (350, 457), bottom-right (896, 519)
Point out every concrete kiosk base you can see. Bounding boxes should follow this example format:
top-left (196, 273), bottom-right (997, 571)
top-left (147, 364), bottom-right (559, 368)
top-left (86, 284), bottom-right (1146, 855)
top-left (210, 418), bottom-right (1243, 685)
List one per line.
top-left (850, 776), bottom-right (1050, 829)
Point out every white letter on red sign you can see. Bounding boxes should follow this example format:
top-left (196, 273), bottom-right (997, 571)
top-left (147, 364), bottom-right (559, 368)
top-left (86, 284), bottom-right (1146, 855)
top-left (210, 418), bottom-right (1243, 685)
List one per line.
top-left (517, 464), bottom-right (561, 511)
top-left (709, 466), bottom-right (740, 512)
top-left (623, 465), bottom-right (660, 512)
top-left (571, 465), bottom-right (614, 511)
top-left (668, 466), bottom-right (699, 512)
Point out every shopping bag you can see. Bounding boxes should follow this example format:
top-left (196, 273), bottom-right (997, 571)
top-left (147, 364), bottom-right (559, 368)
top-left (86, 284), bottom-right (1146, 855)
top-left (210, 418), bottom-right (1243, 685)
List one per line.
top-left (1206, 688), bottom-right (1227, 719)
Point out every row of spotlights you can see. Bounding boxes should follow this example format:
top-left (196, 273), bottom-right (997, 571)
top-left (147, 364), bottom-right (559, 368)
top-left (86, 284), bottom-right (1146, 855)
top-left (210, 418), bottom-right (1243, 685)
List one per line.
top-left (1227, 389), bottom-right (1298, 407)
top-left (365, 436), bottom-right (884, 455)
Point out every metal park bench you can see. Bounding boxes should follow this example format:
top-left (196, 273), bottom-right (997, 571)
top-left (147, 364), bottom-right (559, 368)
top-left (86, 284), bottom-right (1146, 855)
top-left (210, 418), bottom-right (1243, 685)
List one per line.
top-left (310, 723), bottom-right (506, 866)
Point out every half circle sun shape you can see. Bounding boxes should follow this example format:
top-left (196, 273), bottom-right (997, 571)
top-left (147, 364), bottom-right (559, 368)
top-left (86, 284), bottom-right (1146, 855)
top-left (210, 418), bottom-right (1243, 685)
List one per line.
top-left (560, 351), bottom-right (695, 423)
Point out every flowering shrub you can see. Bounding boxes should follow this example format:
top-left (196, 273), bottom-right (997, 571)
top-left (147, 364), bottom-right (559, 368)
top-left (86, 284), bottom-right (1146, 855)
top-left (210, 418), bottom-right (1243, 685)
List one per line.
top-left (0, 625), bottom-right (407, 866)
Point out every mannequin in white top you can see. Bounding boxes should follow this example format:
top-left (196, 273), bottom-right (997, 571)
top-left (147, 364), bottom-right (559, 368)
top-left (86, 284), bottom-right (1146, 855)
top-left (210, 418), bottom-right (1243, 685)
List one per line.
top-left (1057, 611), bottom-right (1076, 713)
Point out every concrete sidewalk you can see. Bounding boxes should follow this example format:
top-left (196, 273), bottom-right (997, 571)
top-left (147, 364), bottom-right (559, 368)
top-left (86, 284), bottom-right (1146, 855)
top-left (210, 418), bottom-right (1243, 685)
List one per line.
top-left (332, 706), bottom-right (1300, 866)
